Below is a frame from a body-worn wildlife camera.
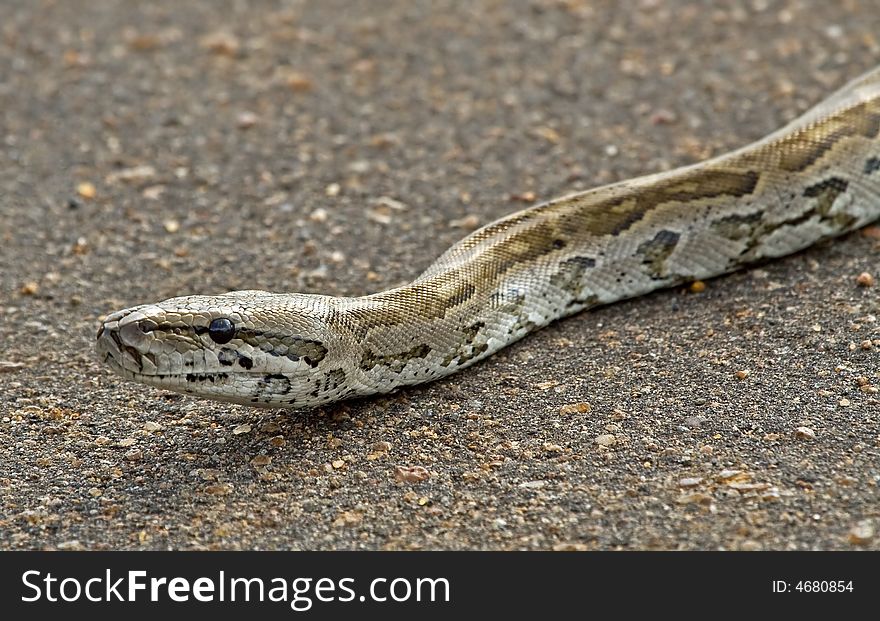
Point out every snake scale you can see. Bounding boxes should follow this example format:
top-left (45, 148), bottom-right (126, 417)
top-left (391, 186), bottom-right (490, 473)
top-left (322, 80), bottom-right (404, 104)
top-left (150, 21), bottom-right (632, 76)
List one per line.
top-left (97, 66), bottom-right (880, 408)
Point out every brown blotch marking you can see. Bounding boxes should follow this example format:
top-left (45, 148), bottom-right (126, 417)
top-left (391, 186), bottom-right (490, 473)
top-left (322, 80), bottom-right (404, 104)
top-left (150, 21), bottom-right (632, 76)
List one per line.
top-left (238, 331), bottom-right (328, 366)
top-left (776, 126), bottom-right (852, 173)
top-left (470, 167), bottom-right (760, 267)
top-left (711, 211), bottom-right (764, 241)
top-left (341, 277), bottom-right (477, 335)
top-left (440, 320), bottom-right (491, 367)
top-left (775, 103), bottom-right (880, 173)
top-left (549, 255), bottom-right (597, 295)
top-left (738, 175), bottom-right (856, 257)
top-left (803, 177), bottom-right (849, 215)
top-left (461, 320), bottom-right (485, 341)
top-left (360, 343), bottom-right (432, 374)
top-left (636, 229), bottom-right (681, 278)
top-left (566, 293), bottom-right (600, 309)
top-left (447, 342), bottom-right (489, 367)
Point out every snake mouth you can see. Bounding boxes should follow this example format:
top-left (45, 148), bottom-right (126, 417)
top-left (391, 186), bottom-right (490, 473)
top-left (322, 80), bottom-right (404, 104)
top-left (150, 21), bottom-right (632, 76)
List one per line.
top-left (99, 351), bottom-right (232, 389)
top-left (97, 313), bottom-right (156, 376)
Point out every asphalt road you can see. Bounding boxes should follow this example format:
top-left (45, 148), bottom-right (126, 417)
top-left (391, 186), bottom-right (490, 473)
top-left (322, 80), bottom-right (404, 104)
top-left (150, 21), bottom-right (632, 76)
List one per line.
top-left (1, 0), bottom-right (878, 550)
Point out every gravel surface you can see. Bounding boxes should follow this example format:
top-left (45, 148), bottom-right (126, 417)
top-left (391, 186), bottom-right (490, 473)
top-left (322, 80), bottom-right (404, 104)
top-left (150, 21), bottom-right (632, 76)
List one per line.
top-left (1, 0), bottom-right (878, 550)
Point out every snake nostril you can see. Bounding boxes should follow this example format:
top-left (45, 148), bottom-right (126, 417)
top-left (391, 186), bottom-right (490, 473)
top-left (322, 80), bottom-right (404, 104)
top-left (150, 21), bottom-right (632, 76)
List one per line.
top-left (139, 319), bottom-right (159, 334)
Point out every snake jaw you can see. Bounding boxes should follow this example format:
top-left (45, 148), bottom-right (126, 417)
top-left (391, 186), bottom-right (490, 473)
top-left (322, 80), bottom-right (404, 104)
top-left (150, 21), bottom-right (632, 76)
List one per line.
top-left (97, 306), bottom-right (151, 376)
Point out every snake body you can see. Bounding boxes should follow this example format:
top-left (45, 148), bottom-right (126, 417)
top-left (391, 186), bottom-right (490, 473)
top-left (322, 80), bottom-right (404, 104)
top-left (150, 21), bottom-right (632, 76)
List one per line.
top-left (97, 66), bottom-right (880, 408)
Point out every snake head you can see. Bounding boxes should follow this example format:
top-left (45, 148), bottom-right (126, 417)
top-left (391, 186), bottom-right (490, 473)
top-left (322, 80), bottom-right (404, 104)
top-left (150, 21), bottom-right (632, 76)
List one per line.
top-left (96, 291), bottom-right (359, 407)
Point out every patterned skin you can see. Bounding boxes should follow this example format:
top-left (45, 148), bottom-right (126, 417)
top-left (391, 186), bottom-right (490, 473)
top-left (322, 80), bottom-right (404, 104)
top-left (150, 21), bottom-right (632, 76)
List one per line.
top-left (97, 66), bottom-right (880, 407)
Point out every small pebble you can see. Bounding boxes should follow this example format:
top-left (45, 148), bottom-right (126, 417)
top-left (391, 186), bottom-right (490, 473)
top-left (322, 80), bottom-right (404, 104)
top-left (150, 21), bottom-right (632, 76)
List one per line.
top-left (848, 520), bottom-right (874, 546)
top-left (106, 165), bottom-right (156, 184)
top-left (518, 480), bottom-right (546, 489)
top-left (374, 196), bottom-right (408, 211)
top-left (595, 434), bottom-right (616, 447)
top-left (676, 493), bottom-right (713, 505)
top-left (510, 191), bottom-right (537, 203)
top-left (367, 207), bottom-right (392, 225)
top-left (143, 421), bottom-right (162, 432)
top-left (236, 111), bottom-right (259, 129)
top-left (650, 108), bottom-right (678, 125)
top-left (232, 424), bottom-right (252, 435)
top-left (683, 416), bottom-right (702, 428)
top-left (689, 280), bottom-right (706, 293)
top-left (855, 272), bottom-right (874, 287)
top-left (76, 182), bottom-right (96, 199)
top-left (163, 219), bottom-right (180, 233)
top-left (795, 426), bottom-right (816, 440)
top-left (394, 465), bottom-right (430, 483)
top-left (559, 402), bottom-right (591, 415)
top-left (309, 208), bottom-right (328, 223)
top-left (332, 511), bottom-right (363, 527)
top-left (20, 281), bottom-right (39, 295)
top-left (204, 483), bottom-right (233, 496)
top-left (727, 482), bottom-right (771, 492)
top-left (718, 469), bottom-right (744, 481)
top-left (250, 455), bottom-right (271, 467)
top-left (449, 214), bottom-right (481, 229)
top-left (735, 369), bottom-right (750, 380)
top-left (200, 31), bottom-right (240, 56)
top-left (532, 126), bottom-right (561, 144)
top-left (285, 71), bottom-right (313, 92)
top-left (142, 185), bottom-right (165, 200)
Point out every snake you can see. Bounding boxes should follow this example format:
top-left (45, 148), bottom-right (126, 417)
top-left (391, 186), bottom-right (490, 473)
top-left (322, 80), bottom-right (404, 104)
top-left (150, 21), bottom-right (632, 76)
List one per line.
top-left (97, 65), bottom-right (880, 409)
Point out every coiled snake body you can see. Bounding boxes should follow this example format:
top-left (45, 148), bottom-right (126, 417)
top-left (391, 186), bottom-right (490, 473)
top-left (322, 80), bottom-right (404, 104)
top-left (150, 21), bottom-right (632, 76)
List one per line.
top-left (97, 67), bottom-right (880, 408)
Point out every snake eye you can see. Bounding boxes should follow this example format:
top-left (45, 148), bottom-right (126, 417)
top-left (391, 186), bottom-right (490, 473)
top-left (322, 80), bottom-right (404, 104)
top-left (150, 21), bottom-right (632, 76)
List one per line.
top-left (207, 318), bottom-right (236, 344)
